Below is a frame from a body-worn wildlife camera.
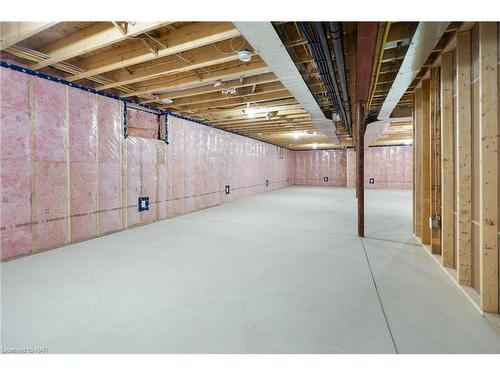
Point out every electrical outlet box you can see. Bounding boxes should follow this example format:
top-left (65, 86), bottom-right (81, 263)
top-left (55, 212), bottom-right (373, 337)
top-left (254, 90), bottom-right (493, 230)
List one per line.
top-left (266, 179), bottom-right (269, 187)
top-left (429, 216), bottom-right (440, 229)
top-left (369, 178), bottom-right (375, 184)
top-left (138, 197), bottom-right (149, 212)
top-left (225, 185), bottom-right (230, 195)
top-left (324, 176), bottom-right (329, 182)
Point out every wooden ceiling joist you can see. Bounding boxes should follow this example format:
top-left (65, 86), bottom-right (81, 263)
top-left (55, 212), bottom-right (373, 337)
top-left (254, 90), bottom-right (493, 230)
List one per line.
top-left (31, 22), bottom-right (172, 70)
top-left (140, 72), bottom-right (279, 103)
top-left (65, 22), bottom-right (240, 82)
top-left (98, 39), bottom-right (252, 90)
top-left (124, 59), bottom-right (271, 98)
top-left (0, 22), bottom-right (58, 50)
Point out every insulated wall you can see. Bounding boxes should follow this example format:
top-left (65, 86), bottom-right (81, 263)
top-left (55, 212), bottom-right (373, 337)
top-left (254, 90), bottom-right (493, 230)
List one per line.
top-left (0, 67), bottom-right (294, 261)
top-left (294, 146), bottom-right (412, 189)
top-left (346, 146), bottom-right (413, 189)
top-left (166, 116), bottom-right (295, 216)
top-left (294, 150), bottom-right (347, 186)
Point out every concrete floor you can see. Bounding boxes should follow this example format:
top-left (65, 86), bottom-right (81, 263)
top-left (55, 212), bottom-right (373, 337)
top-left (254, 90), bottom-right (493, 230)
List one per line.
top-left (1, 186), bottom-right (499, 353)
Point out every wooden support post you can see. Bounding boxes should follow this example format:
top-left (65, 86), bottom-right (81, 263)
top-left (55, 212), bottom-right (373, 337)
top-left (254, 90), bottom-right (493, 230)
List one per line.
top-left (440, 51), bottom-right (455, 268)
top-left (430, 67), bottom-right (442, 254)
top-left (412, 99), bottom-right (417, 234)
top-left (414, 87), bottom-right (423, 238)
top-left (357, 102), bottom-right (365, 237)
top-left (478, 22), bottom-right (498, 313)
top-left (456, 31), bottom-right (473, 285)
top-left (421, 78), bottom-right (431, 245)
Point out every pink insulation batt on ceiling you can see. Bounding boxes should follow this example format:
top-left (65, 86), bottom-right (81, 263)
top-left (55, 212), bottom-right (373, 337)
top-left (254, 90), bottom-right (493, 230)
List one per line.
top-left (0, 68), bottom-right (32, 259)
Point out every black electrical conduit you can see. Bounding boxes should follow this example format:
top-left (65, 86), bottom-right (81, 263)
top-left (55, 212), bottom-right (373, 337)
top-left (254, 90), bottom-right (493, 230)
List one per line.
top-left (297, 22), bottom-right (351, 135)
top-left (329, 22), bottom-right (352, 132)
top-left (314, 22), bottom-right (349, 130)
top-left (298, 22), bottom-right (340, 116)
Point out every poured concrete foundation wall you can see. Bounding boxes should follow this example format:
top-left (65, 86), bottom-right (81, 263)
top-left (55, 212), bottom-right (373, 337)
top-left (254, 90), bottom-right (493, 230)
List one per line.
top-left (0, 67), bottom-right (294, 260)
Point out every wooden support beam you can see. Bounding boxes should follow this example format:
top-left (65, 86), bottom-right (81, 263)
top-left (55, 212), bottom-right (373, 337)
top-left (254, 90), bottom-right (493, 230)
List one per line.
top-left (123, 59), bottom-right (270, 97)
top-left (32, 22), bottom-right (170, 70)
top-left (421, 78), bottom-right (431, 245)
top-left (0, 22), bottom-right (57, 50)
top-left (456, 31), bottom-right (472, 285)
top-left (478, 22), bottom-right (498, 313)
top-left (141, 73), bottom-right (279, 102)
top-left (414, 87), bottom-right (423, 237)
top-left (98, 40), bottom-right (249, 90)
top-left (440, 51), bottom-right (455, 268)
top-left (65, 22), bottom-right (240, 82)
top-left (430, 67), bottom-right (442, 254)
top-left (170, 81), bottom-right (286, 107)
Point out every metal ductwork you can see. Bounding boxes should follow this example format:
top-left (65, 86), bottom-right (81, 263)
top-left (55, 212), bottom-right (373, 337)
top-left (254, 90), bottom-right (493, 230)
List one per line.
top-left (233, 22), bottom-right (339, 144)
top-left (365, 22), bottom-right (449, 147)
top-left (377, 22), bottom-right (449, 120)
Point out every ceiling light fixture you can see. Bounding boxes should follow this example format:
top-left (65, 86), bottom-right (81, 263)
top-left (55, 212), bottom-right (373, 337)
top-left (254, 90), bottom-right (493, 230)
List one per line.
top-left (238, 49), bottom-right (252, 62)
top-left (161, 98), bottom-right (173, 104)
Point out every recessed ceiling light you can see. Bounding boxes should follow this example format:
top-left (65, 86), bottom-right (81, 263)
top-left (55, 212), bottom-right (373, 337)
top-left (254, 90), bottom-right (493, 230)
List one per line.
top-left (238, 49), bottom-right (252, 62)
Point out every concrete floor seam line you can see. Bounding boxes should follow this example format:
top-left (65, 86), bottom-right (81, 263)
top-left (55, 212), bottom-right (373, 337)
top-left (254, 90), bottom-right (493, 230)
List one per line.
top-left (360, 237), bottom-right (399, 354)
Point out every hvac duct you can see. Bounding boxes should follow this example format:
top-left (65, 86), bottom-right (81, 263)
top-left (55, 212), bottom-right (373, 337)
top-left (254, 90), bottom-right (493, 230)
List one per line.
top-left (234, 22), bottom-right (339, 144)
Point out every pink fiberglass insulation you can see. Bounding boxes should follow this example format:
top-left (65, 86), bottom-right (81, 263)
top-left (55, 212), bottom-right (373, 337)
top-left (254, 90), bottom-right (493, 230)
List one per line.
top-left (345, 146), bottom-right (413, 189)
top-left (98, 96), bottom-right (123, 234)
top-left (0, 68), bottom-right (32, 259)
top-left (140, 139), bottom-right (158, 224)
top-left (1, 67), bottom-right (296, 260)
top-left (347, 149), bottom-right (356, 188)
top-left (183, 120), bottom-right (196, 214)
top-left (170, 116), bottom-right (185, 217)
top-left (294, 150), bottom-right (346, 186)
top-left (127, 107), bottom-right (159, 139)
top-left (126, 137), bottom-right (141, 227)
top-left (33, 78), bottom-right (68, 251)
top-left (69, 88), bottom-right (98, 242)
top-left (157, 142), bottom-right (167, 220)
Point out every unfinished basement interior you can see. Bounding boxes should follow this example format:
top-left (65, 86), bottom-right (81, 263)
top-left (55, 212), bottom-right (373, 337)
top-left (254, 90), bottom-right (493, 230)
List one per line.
top-left (1, 17), bottom-right (500, 358)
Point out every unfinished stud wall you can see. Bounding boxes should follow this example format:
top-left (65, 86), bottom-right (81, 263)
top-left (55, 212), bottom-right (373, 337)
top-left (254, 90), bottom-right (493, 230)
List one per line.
top-left (0, 67), bottom-right (294, 261)
top-left (346, 146), bottom-right (413, 189)
top-left (413, 22), bottom-right (499, 314)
